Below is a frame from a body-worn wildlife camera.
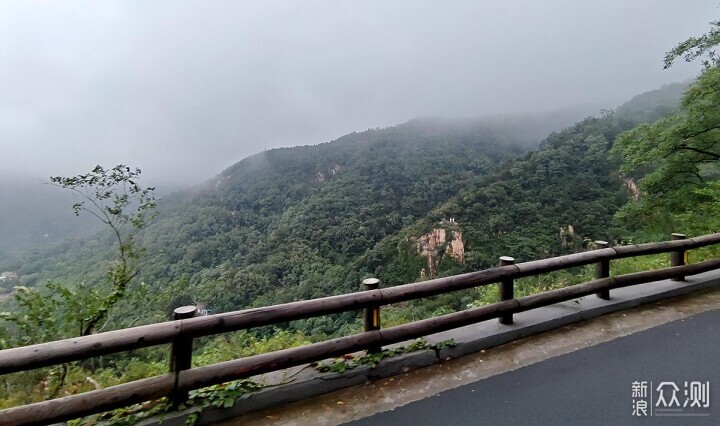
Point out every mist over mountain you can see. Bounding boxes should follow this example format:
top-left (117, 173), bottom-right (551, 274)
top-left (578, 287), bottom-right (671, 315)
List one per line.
top-left (0, 177), bottom-right (101, 257)
top-left (0, 83), bottom-right (684, 325)
top-left (0, 103), bottom-right (602, 260)
top-left (0, 2), bottom-right (707, 186)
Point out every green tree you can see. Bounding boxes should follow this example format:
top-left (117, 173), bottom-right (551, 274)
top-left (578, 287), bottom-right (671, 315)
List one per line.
top-left (0, 166), bottom-right (156, 404)
top-left (614, 67), bottom-right (720, 193)
top-left (1, 165), bottom-right (156, 342)
top-left (50, 165), bottom-right (157, 335)
top-left (665, 20), bottom-right (720, 69)
top-left (614, 21), bottom-right (720, 234)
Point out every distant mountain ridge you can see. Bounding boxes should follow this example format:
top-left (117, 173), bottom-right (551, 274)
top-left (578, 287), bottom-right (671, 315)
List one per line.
top-left (0, 177), bottom-right (101, 257)
top-left (365, 83), bottom-right (686, 286)
top-left (0, 85), bottom-right (684, 328)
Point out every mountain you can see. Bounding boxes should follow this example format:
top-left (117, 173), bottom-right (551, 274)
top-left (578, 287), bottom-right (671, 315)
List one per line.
top-left (0, 91), bottom-right (682, 328)
top-left (0, 105), bottom-right (602, 262)
top-left (365, 84), bottom-right (687, 287)
top-left (0, 177), bottom-right (101, 258)
top-left (615, 82), bottom-right (687, 123)
top-left (130, 112), bottom-right (572, 313)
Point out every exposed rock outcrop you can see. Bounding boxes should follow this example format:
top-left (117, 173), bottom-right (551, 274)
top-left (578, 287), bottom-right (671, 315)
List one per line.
top-left (0, 271), bottom-right (18, 281)
top-left (415, 227), bottom-right (464, 279)
top-left (315, 164), bottom-right (343, 183)
top-left (448, 231), bottom-right (464, 264)
top-left (625, 178), bottom-right (640, 200)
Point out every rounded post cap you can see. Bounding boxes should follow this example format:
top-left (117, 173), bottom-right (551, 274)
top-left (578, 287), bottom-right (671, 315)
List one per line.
top-left (363, 278), bottom-right (380, 286)
top-left (173, 305), bottom-right (197, 318)
top-left (594, 240), bottom-right (609, 247)
top-left (499, 256), bottom-right (515, 264)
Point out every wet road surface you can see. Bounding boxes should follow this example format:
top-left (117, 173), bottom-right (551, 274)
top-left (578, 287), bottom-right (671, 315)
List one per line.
top-left (351, 309), bottom-right (720, 425)
top-left (219, 289), bottom-right (720, 425)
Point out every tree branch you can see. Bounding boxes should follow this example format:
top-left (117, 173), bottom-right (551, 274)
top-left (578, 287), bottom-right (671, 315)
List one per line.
top-left (678, 123), bottom-right (720, 142)
top-left (676, 144), bottom-right (720, 160)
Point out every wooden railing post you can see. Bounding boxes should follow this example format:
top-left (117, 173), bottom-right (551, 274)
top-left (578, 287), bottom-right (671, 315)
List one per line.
top-left (362, 278), bottom-right (381, 353)
top-left (170, 305), bottom-right (196, 408)
top-left (671, 233), bottom-right (687, 281)
top-left (594, 241), bottom-right (610, 300)
top-left (498, 256), bottom-right (515, 325)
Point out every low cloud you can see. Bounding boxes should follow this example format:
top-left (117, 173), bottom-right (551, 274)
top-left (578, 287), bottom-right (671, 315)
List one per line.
top-left (0, 0), bottom-right (710, 186)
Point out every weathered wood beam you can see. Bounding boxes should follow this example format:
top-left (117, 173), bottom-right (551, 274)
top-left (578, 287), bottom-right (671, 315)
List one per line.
top-left (0, 374), bottom-right (175, 426)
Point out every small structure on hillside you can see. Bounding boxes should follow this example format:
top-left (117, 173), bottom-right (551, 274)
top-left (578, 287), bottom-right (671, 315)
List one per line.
top-left (0, 271), bottom-right (18, 282)
top-left (196, 303), bottom-right (212, 316)
top-left (438, 217), bottom-right (459, 225)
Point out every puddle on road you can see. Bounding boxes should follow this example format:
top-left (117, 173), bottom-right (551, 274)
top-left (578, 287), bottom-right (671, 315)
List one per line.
top-left (215, 288), bottom-right (720, 425)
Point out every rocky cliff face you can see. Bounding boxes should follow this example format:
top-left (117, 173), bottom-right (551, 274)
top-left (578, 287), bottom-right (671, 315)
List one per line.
top-left (449, 231), bottom-right (464, 264)
top-left (625, 178), bottom-right (640, 200)
top-left (414, 227), bottom-right (464, 279)
top-left (315, 164), bottom-right (343, 183)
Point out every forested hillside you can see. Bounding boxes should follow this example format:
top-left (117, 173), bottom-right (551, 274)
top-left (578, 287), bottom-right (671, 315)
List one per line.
top-left (366, 84), bottom-right (685, 286)
top-left (0, 86), bottom-right (683, 329)
top-left (1, 111), bottom-right (572, 319)
top-left (0, 178), bottom-right (101, 257)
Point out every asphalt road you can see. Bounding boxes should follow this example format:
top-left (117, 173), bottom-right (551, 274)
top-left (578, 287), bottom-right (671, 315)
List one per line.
top-left (350, 309), bottom-right (720, 426)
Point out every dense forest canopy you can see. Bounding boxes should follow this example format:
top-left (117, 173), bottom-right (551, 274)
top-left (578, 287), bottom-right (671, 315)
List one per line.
top-left (0, 84), bottom-right (684, 329)
top-left (613, 68), bottom-right (720, 237)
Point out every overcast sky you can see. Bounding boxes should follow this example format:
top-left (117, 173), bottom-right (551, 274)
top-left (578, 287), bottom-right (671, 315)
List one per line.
top-left (0, 0), bottom-right (715, 187)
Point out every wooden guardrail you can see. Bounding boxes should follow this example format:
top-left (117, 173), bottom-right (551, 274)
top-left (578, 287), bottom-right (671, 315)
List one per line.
top-left (1, 232), bottom-right (720, 425)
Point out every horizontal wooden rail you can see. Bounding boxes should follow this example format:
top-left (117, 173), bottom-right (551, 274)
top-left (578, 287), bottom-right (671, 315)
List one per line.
top-left (0, 290), bottom-right (381, 375)
top-left (2, 232), bottom-right (720, 376)
top-left (4, 258), bottom-right (720, 426)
